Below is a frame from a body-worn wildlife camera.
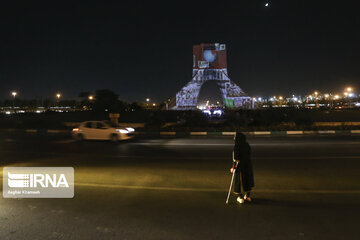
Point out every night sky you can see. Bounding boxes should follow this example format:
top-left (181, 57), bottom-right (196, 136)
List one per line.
top-left (1, 1), bottom-right (359, 102)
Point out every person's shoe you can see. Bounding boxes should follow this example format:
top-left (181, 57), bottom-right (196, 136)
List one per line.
top-left (244, 195), bottom-right (252, 202)
top-left (237, 197), bottom-right (244, 204)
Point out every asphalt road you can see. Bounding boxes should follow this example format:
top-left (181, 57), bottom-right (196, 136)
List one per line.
top-left (1, 134), bottom-right (360, 240)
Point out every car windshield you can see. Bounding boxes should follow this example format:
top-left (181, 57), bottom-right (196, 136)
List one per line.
top-left (96, 122), bottom-right (107, 129)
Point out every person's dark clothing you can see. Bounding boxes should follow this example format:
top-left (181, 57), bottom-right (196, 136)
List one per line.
top-left (233, 133), bottom-right (254, 194)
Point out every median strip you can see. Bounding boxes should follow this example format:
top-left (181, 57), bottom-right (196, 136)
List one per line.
top-left (253, 131), bottom-right (271, 135)
top-left (190, 132), bottom-right (207, 136)
top-left (160, 131), bottom-right (176, 136)
top-left (317, 130), bottom-right (336, 134)
top-left (286, 131), bottom-right (304, 135)
top-left (222, 132), bottom-right (236, 136)
top-left (25, 129), bottom-right (37, 133)
top-left (6, 129), bottom-right (360, 137)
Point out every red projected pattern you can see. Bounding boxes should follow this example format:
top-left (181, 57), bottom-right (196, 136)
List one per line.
top-left (193, 43), bottom-right (227, 69)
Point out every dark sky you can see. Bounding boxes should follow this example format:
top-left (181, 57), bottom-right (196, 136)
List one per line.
top-left (1, 0), bottom-right (359, 101)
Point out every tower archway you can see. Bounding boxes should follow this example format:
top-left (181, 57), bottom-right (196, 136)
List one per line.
top-left (197, 80), bottom-right (223, 106)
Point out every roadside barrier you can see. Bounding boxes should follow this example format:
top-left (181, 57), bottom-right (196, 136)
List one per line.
top-left (3, 129), bottom-right (360, 136)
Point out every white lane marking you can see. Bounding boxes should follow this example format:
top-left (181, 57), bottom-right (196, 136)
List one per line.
top-left (76, 183), bottom-right (360, 194)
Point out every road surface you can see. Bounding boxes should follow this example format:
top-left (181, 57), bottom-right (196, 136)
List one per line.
top-left (0, 134), bottom-right (359, 239)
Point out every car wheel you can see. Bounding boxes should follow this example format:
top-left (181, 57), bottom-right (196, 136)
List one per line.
top-left (75, 134), bottom-right (84, 141)
top-left (110, 134), bottom-right (119, 142)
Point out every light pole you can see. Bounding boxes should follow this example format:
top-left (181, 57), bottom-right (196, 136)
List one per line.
top-left (11, 91), bottom-right (17, 110)
top-left (314, 91), bottom-right (319, 108)
top-left (344, 87), bottom-right (354, 108)
top-left (279, 96), bottom-right (283, 106)
top-left (87, 96), bottom-right (94, 110)
top-left (56, 93), bottom-right (61, 108)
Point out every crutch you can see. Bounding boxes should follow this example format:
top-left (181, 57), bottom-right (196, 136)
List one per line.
top-left (226, 161), bottom-right (238, 204)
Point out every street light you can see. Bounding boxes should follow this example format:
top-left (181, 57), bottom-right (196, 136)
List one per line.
top-left (88, 96), bottom-right (94, 100)
top-left (11, 91), bottom-right (17, 109)
top-left (314, 92), bottom-right (319, 108)
top-left (346, 87), bottom-right (353, 92)
top-left (146, 98), bottom-right (150, 102)
top-left (55, 93), bottom-right (61, 108)
top-left (344, 87), bottom-right (354, 108)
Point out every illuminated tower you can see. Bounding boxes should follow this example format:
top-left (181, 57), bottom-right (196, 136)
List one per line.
top-left (173, 43), bottom-right (252, 109)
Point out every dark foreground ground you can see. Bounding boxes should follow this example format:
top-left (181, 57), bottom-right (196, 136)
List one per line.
top-left (1, 133), bottom-right (360, 240)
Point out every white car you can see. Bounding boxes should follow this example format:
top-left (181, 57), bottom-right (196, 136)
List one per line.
top-left (72, 121), bottom-right (135, 141)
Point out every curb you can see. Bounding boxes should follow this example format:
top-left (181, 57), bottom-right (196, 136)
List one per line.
top-left (2, 129), bottom-right (70, 134)
top-left (2, 129), bottom-right (360, 136)
top-left (137, 130), bottom-right (360, 136)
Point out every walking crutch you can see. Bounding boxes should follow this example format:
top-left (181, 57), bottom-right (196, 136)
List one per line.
top-left (226, 161), bottom-right (238, 204)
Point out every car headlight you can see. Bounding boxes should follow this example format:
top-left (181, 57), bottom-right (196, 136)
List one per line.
top-left (117, 129), bottom-right (129, 134)
top-left (126, 127), bottom-right (135, 132)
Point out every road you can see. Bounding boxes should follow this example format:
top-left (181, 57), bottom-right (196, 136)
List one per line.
top-left (1, 134), bottom-right (360, 240)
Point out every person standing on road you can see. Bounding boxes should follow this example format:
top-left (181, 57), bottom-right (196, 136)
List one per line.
top-left (230, 132), bottom-right (254, 204)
